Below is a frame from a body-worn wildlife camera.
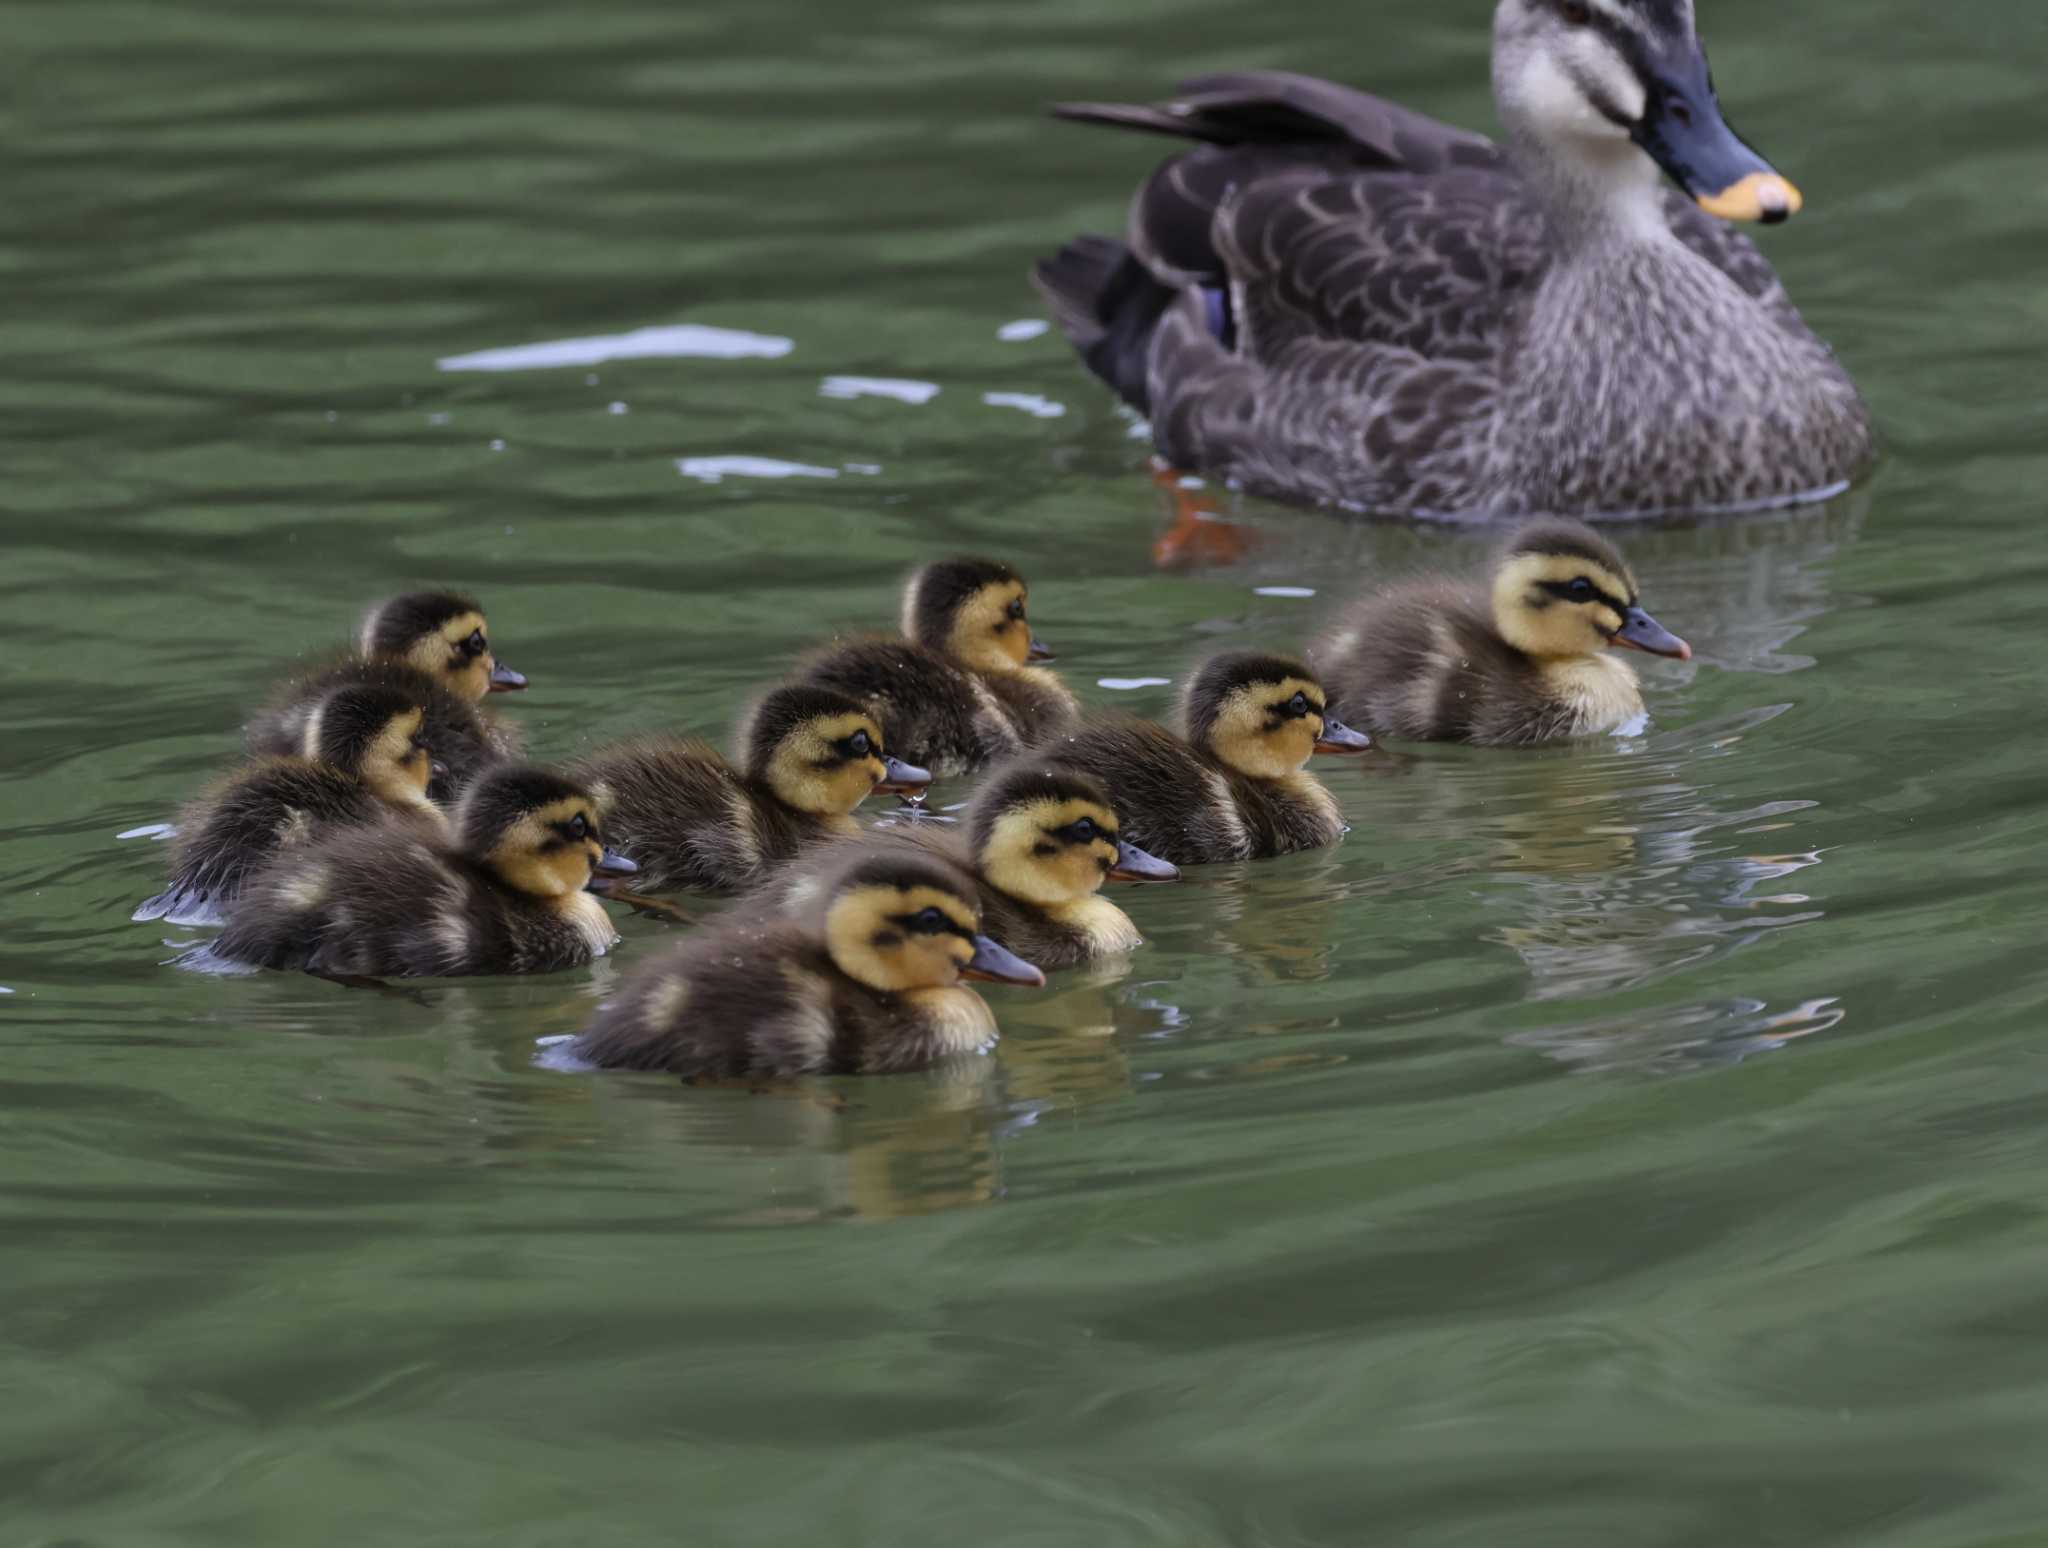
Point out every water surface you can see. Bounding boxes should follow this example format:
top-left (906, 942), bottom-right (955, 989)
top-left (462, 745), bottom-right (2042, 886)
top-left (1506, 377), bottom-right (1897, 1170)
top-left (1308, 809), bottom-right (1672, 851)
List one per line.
top-left (6, 0), bottom-right (2048, 1543)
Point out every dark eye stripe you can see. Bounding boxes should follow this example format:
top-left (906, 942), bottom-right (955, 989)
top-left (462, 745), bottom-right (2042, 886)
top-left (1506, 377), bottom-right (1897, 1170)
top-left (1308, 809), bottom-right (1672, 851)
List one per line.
top-left (1539, 579), bottom-right (1631, 614)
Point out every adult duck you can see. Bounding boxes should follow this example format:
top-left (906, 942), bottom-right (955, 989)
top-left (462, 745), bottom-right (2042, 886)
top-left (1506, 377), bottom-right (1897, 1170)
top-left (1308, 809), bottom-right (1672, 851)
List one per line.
top-left (1034, 0), bottom-right (1872, 519)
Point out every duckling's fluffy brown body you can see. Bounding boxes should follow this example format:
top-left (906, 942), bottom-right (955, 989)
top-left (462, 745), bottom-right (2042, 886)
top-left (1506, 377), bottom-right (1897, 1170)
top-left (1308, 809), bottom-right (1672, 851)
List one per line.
top-left (799, 639), bottom-right (1072, 777)
top-left (1314, 520), bottom-right (1685, 746)
top-left (135, 759), bottom-right (441, 928)
top-left (570, 735), bottom-right (848, 894)
top-left (246, 662), bottom-right (518, 800)
top-left (1317, 584), bottom-right (1611, 746)
top-left (1052, 719), bottom-right (1345, 865)
top-left (571, 918), bottom-right (988, 1077)
top-left (210, 825), bottom-right (615, 977)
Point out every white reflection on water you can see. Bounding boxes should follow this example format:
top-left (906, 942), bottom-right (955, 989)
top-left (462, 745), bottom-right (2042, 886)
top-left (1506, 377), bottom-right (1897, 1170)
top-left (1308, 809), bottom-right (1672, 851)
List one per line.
top-left (983, 392), bottom-right (1066, 418)
top-left (819, 376), bottom-right (940, 405)
top-left (997, 319), bottom-right (1049, 342)
top-left (675, 456), bottom-right (843, 484)
top-left (1098, 676), bottom-right (1172, 690)
top-left (436, 324), bottom-right (794, 373)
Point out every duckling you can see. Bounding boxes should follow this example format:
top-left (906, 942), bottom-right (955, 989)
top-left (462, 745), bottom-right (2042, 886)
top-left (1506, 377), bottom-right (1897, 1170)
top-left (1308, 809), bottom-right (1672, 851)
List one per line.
top-left (762, 757), bottom-right (1181, 968)
top-left (133, 682), bottom-right (446, 927)
top-left (564, 850), bottom-right (1045, 1078)
top-left (1048, 651), bottom-right (1371, 865)
top-left (799, 556), bottom-right (1078, 776)
top-left (245, 591), bottom-right (527, 801)
top-left (204, 764), bottom-right (638, 978)
top-left (1313, 519), bottom-right (1692, 746)
top-left (571, 684), bottom-right (932, 895)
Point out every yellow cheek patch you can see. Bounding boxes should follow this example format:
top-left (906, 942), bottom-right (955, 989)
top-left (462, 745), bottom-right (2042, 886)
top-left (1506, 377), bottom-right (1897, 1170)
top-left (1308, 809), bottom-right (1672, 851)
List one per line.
top-left (946, 583), bottom-right (1029, 671)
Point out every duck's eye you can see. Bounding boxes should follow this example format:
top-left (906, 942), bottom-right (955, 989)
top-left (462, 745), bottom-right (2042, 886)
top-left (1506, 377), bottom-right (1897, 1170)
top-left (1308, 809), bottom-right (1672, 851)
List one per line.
top-left (911, 907), bottom-right (948, 933)
top-left (845, 730), bottom-right (872, 759)
top-left (566, 813), bottom-right (589, 842)
top-left (1068, 818), bottom-right (1097, 845)
top-left (1005, 598), bottom-right (1026, 624)
top-left (1566, 578), bottom-right (1597, 602)
top-left (1287, 692), bottom-right (1310, 717)
top-left (462, 629), bottom-right (488, 659)
top-left (1559, 0), bottom-right (1592, 24)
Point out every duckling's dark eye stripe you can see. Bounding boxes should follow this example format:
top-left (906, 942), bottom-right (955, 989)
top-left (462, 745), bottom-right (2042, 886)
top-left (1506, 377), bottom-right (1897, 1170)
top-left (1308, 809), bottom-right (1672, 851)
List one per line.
top-left (890, 912), bottom-right (974, 941)
top-left (1539, 580), bottom-right (1631, 614)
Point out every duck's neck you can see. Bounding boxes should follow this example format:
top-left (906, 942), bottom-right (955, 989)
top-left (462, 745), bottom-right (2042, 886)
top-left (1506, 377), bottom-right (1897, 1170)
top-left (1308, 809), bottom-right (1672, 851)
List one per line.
top-left (1510, 135), bottom-right (1675, 254)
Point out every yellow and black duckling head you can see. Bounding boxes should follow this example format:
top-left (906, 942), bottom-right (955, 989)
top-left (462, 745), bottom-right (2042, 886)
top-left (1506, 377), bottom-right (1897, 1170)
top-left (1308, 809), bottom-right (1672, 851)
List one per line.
top-left (1489, 520), bottom-right (1692, 663)
top-left (359, 591), bottom-right (527, 703)
top-left (453, 766), bottom-right (638, 898)
top-left (1183, 651), bottom-right (1372, 780)
top-left (300, 682), bottom-right (443, 813)
top-left (968, 759), bottom-right (1178, 907)
top-left (1492, 0), bottom-right (1803, 226)
top-left (742, 684), bottom-right (931, 816)
top-left (900, 556), bottom-right (1056, 675)
top-left (817, 851), bottom-right (1045, 994)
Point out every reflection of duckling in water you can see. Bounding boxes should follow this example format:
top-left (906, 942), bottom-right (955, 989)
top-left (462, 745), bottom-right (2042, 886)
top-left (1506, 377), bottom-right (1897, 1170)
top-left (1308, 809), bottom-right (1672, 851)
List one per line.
top-left (245, 591), bottom-right (528, 800)
top-left (571, 684), bottom-right (930, 895)
top-left (565, 851), bottom-right (1045, 1079)
top-left (760, 757), bottom-right (1179, 969)
top-left (203, 765), bottom-right (637, 978)
top-left (1047, 651), bottom-right (1370, 865)
top-left (800, 557), bottom-right (1078, 776)
top-left (1315, 520), bottom-right (1690, 746)
top-left (135, 682), bottom-right (445, 926)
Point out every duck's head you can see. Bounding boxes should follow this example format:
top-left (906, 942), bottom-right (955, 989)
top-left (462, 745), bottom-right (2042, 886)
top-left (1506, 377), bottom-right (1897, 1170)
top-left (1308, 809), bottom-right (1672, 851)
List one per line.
top-left (455, 765), bottom-right (638, 898)
top-left (1183, 652), bottom-right (1372, 781)
top-left (359, 591), bottom-right (527, 702)
top-left (901, 556), bottom-right (1055, 674)
top-left (817, 851), bottom-right (1045, 994)
top-left (742, 684), bottom-right (931, 816)
top-left (301, 682), bottom-right (440, 806)
top-left (1492, 0), bottom-right (1801, 225)
top-left (1491, 519), bottom-right (1693, 661)
top-left (968, 758), bottom-right (1178, 908)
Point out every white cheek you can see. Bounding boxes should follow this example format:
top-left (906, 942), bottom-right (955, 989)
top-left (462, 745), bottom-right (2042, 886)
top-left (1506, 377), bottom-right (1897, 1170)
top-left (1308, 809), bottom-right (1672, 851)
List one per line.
top-left (1514, 45), bottom-right (1641, 142)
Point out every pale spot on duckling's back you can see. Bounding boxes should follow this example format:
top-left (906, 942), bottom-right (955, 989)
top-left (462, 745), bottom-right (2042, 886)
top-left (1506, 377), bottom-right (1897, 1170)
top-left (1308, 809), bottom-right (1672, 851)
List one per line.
top-left (279, 861), bottom-right (329, 912)
top-left (558, 891), bottom-right (618, 959)
top-left (1201, 770), bottom-right (1253, 858)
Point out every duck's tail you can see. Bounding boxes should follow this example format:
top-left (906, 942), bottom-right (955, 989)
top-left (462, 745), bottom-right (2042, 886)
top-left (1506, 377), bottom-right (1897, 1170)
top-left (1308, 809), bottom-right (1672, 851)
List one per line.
top-left (1030, 234), bottom-right (1174, 415)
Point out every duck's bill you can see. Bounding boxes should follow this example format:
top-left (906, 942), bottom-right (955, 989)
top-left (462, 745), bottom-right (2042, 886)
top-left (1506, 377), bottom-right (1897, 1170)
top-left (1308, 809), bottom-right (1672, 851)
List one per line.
top-left (876, 756), bottom-right (933, 796)
top-left (1611, 607), bottom-right (1693, 661)
top-left (1312, 718), bottom-right (1373, 754)
top-left (1630, 54), bottom-right (1803, 224)
top-left (594, 848), bottom-right (640, 877)
top-left (1108, 839), bottom-right (1179, 883)
top-left (963, 934), bottom-right (1046, 988)
top-left (1027, 637), bottom-right (1058, 663)
top-left (488, 663), bottom-right (529, 692)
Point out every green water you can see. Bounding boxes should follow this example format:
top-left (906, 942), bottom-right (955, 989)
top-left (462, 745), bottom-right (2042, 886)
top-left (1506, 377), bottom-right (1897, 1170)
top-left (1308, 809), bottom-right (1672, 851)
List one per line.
top-left (7, 0), bottom-right (2048, 1542)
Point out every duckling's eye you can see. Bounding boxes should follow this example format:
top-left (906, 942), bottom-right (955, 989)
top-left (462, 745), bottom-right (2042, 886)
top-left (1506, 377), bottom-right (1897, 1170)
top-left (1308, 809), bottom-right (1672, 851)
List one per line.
top-left (845, 730), bottom-right (873, 759)
top-left (1005, 598), bottom-right (1026, 624)
top-left (1566, 578), bottom-right (1597, 603)
top-left (911, 907), bottom-right (948, 933)
top-left (1559, 0), bottom-right (1592, 24)
top-left (566, 813), bottom-right (589, 842)
top-left (1287, 692), bottom-right (1311, 717)
top-left (461, 629), bottom-right (488, 659)
top-left (1067, 818), bottom-right (1098, 845)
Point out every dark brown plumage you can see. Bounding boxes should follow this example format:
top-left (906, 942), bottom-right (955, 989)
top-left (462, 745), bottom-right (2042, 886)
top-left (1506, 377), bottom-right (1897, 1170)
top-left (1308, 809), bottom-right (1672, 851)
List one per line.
top-left (135, 682), bottom-right (443, 927)
top-left (567, 851), bottom-right (1038, 1079)
top-left (570, 685), bottom-right (927, 895)
top-left (799, 556), bottom-right (1077, 776)
top-left (1314, 519), bottom-right (1687, 745)
top-left (1044, 651), bottom-right (1361, 865)
top-left (202, 765), bottom-right (625, 978)
top-left (244, 591), bottom-right (524, 801)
